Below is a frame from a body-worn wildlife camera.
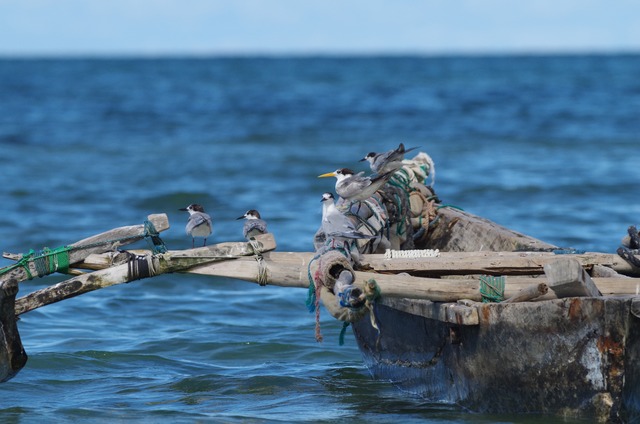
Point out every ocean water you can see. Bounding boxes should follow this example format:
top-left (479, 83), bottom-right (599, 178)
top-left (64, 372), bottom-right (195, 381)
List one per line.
top-left (0, 55), bottom-right (639, 423)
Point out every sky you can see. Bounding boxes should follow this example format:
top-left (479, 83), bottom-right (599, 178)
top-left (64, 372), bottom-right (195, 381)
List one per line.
top-left (1, 0), bottom-right (639, 56)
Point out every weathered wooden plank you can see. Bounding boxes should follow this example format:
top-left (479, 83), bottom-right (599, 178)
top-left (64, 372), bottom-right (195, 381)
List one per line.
top-left (183, 252), bottom-right (640, 302)
top-left (75, 233), bottom-right (276, 271)
top-left (14, 234), bottom-right (276, 316)
top-left (380, 298), bottom-right (480, 325)
top-left (502, 282), bottom-right (548, 303)
top-left (359, 250), bottom-right (640, 277)
top-left (544, 258), bottom-right (602, 298)
top-left (1, 214), bottom-right (170, 284)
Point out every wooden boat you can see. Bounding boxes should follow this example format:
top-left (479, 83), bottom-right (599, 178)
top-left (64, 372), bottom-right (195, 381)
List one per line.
top-left (351, 206), bottom-right (640, 422)
top-left (2, 160), bottom-right (640, 422)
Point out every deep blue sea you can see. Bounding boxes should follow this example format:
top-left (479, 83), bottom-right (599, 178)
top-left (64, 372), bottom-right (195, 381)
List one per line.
top-left (1, 55), bottom-right (639, 423)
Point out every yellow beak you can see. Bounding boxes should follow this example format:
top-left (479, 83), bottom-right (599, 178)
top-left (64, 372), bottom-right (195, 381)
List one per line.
top-left (318, 172), bottom-right (336, 178)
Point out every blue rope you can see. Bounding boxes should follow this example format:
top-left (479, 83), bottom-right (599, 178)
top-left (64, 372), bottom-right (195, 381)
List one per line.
top-left (306, 251), bottom-right (323, 313)
top-left (338, 322), bottom-right (350, 346)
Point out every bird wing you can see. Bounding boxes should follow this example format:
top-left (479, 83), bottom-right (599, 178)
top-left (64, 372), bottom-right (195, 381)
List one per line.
top-left (187, 213), bottom-right (212, 234)
top-left (336, 174), bottom-right (372, 199)
top-left (244, 219), bottom-right (268, 238)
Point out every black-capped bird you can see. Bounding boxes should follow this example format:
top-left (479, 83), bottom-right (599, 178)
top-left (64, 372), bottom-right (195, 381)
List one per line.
top-left (236, 209), bottom-right (269, 240)
top-left (318, 168), bottom-right (395, 203)
top-left (320, 192), bottom-right (374, 243)
top-left (360, 142), bottom-right (418, 175)
top-left (179, 204), bottom-right (213, 248)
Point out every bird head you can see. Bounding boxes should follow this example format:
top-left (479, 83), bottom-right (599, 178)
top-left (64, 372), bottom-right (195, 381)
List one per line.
top-left (360, 152), bottom-right (377, 162)
top-left (237, 209), bottom-right (261, 220)
top-left (318, 168), bottom-right (354, 180)
top-left (320, 192), bottom-right (335, 203)
top-left (180, 204), bottom-right (205, 214)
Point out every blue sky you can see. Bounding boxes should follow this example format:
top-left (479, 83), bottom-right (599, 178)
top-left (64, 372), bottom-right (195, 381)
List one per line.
top-left (1, 0), bottom-right (639, 56)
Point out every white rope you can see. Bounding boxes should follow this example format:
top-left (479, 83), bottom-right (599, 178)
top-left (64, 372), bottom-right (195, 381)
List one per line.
top-left (384, 248), bottom-right (440, 259)
top-left (248, 238), bottom-right (268, 286)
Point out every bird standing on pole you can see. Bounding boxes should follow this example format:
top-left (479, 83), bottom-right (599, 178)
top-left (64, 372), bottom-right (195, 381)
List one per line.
top-left (179, 204), bottom-right (213, 248)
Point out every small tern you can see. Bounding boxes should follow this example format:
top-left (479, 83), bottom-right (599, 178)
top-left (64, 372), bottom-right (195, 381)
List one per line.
top-left (318, 168), bottom-right (395, 203)
top-left (360, 142), bottom-right (418, 175)
top-left (179, 203), bottom-right (213, 248)
top-left (236, 209), bottom-right (269, 240)
top-left (320, 192), bottom-right (374, 243)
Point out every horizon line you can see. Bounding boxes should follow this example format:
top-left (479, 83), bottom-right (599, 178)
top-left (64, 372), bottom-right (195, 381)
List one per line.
top-left (1, 48), bottom-right (639, 60)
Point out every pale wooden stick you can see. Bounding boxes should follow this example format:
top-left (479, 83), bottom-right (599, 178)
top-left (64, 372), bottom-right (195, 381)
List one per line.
top-left (1, 214), bottom-right (170, 284)
top-left (359, 250), bottom-right (640, 277)
top-left (14, 234), bottom-right (276, 316)
top-left (183, 252), bottom-right (640, 302)
top-left (502, 282), bottom-right (548, 303)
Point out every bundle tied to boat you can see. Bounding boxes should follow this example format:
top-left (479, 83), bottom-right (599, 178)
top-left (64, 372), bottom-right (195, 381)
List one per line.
top-left (307, 152), bottom-right (440, 342)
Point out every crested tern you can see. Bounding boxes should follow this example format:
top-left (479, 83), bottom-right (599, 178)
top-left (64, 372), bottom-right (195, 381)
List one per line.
top-left (318, 168), bottom-right (395, 203)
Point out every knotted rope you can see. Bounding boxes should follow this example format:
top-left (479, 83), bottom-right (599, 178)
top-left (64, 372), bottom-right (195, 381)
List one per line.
top-left (0, 247), bottom-right (71, 280)
top-left (306, 247), bottom-right (353, 343)
top-left (144, 219), bottom-right (168, 254)
top-left (479, 275), bottom-right (505, 303)
top-left (248, 238), bottom-right (269, 286)
top-left (617, 225), bottom-right (640, 268)
top-left (125, 252), bottom-right (157, 282)
top-left (0, 219), bottom-right (168, 280)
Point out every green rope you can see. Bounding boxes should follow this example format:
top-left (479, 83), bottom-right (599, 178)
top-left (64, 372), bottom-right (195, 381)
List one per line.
top-left (33, 250), bottom-right (49, 276)
top-left (0, 219), bottom-right (164, 280)
top-left (388, 169), bottom-right (413, 192)
top-left (479, 275), bottom-right (505, 303)
top-left (143, 219), bottom-right (168, 254)
top-left (364, 278), bottom-right (382, 302)
top-left (436, 204), bottom-right (464, 211)
top-left (0, 246), bottom-right (71, 280)
top-left (0, 249), bottom-right (35, 279)
top-left (338, 322), bottom-right (350, 346)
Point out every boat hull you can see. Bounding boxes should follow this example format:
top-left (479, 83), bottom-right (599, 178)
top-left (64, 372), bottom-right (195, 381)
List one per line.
top-left (352, 295), bottom-right (640, 421)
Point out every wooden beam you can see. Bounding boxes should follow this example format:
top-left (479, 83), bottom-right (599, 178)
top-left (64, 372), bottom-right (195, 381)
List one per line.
top-left (1, 214), bottom-right (170, 284)
top-left (14, 234), bottom-right (276, 316)
top-left (544, 258), bottom-right (602, 298)
top-left (359, 250), bottom-right (640, 277)
top-left (502, 282), bottom-right (548, 303)
top-left (381, 298), bottom-right (480, 325)
top-left (183, 252), bottom-right (640, 302)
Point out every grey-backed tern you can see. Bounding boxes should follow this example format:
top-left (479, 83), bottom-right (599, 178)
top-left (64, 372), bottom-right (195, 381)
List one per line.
top-left (179, 203), bottom-right (213, 248)
top-left (360, 142), bottom-right (418, 175)
top-left (320, 192), bottom-right (374, 243)
top-left (318, 168), bottom-right (395, 203)
top-left (236, 209), bottom-right (268, 240)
